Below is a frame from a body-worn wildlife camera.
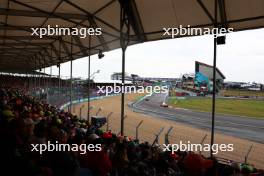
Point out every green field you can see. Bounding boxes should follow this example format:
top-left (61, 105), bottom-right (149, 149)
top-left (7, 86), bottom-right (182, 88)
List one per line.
top-left (169, 97), bottom-right (264, 118)
top-left (220, 90), bottom-right (264, 97)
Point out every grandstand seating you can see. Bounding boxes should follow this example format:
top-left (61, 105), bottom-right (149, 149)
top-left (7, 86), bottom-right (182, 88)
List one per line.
top-left (0, 87), bottom-right (263, 176)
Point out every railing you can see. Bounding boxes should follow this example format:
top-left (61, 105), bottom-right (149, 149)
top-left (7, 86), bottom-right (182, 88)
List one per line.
top-left (59, 96), bottom-right (264, 169)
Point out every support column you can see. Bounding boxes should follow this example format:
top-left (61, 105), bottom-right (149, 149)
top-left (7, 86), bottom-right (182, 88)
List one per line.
top-left (210, 0), bottom-right (218, 157)
top-left (119, 0), bottom-right (130, 136)
top-left (43, 56), bottom-right (46, 90)
top-left (70, 36), bottom-right (73, 113)
top-left (50, 67), bottom-right (52, 86)
top-left (58, 39), bottom-right (61, 97)
top-left (38, 68), bottom-right (41, 98)
top-left (50, 47), bottom-right (52, 89)
top-left (87, 35), bottom-right (91, 123)
top-left (58, 64), bottom-right (61, 97)
top-left (34, 56), bottom-right (37, 91)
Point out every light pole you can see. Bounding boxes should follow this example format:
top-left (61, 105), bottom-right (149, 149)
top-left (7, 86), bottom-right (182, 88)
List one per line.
top-left (87, 36), bottom-right (103, 124)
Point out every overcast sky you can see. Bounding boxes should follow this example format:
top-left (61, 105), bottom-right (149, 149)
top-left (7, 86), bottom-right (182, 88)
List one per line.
top-left (47, 28), bottom-right (264, 84)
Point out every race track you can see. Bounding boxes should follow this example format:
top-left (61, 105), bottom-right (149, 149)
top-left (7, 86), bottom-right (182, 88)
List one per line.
top-left (130, 93), bottom-right (264, 143)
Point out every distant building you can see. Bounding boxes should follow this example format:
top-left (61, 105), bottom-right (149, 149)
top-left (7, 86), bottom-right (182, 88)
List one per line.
top-left (111, 72), bottom-right (180, 86)
top-left (182, 61), bottom-right (226, 93)
top-left (182, 73), bottom-right (195, 89)
top-left (111, 72), bottom-right (132, 81)
top-left (195, 61), bottom-right (225, 85)
top-left (223, 82), bottom-right (263, 91)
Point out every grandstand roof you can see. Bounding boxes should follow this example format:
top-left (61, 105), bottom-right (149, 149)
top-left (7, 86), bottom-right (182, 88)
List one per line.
top-left (0, 68), bottom-right (51, 75)
top-left (195, 61), bottom-right (226, 79)
top-left (0, 0), bottom-right (263, 72)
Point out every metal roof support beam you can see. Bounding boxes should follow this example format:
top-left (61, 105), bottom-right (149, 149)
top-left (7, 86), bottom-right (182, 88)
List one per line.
top-left (0, 42), bottom-right (51, 46)
top-left (43, 48), bottom-right (56, 66)
top-left (42, 48), bottom-right (51, 59)
top-left (0, 22), bottom-right (96, 53)
top-left (93, 0), bottom-right (116, 15)
top-left (135, 14), bottom-right (264, 36)
top-left (15, 0), bottom-right (64, 66)
top-left (65, 38), bottom-right (120, 62)
top-left (36, 54), bottom-right (42, 71)
top-left (197, 0), bottom-right (215, 23)
top-left (0, 52), bottom-right (31, 57)
top-left (36, 52), bottom-right (45, 67)
top-left (63, 0), bottom-right (119, 33)
top-left (63, 0), bottom-right (110, 51)
top-left (0, 59), bottom-right (26, 64)
top-left (58, 38), bottom-right (63, 63)
top-left (72, 36), bottom-right (88, 56)
top-left (11, 0), bottom-right (119, 39)
top-left (1, 4), bottom-right (120, 36)
top-left (0, 8), bottom-right (90, 20)
top-left (0, 26), bottom-right (33, 30)
top-left (51, 43), bottom-right (60, 58)
top-left (0, 48), bottom-right (41, 63)
top-left (1, 47), bottom-right (43, 51)
top-left (60, 37), bottom-right (71, 59)
top-left (0, 30), bottom-right (54, 57)
top-left (0, 34), bottom-right (60, 41)
top-left (218, 0), bottom-right (228, 29)
top-left (119, 0), bottom-right (131, 136)
top-left (123, 0), bottom-right (146, 42)
top-left (0, 46), bottom-right (37, 54)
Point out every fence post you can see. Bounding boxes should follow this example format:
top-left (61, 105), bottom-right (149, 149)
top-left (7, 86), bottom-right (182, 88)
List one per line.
top-left (95, 107), bottom-right (102, 116)
top-left (152, 127), bottom-right (164, 146)
top-left (165, 126), bottom-right (173, 145)
top-left (245, 144), bottom-right (253, 164)
top-left (118, 115), bottom-right (127, 135)
top-left (89, 105), bottom-right (94, 110)
top-left (106, 112), bottom-right (113, 131)
top-left (199, 134), bottom-right (207, 155)
top-left (79, 105), bottom-right (85, 120)
top-left (73, 101), bottom-right (76, 113)
top-left (136, 120), bottom-right (144, 140)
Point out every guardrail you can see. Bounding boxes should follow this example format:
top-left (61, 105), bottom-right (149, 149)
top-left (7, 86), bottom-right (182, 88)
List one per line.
top-left (59, 93), bottom-right (121, 110)
top-left (58, 93), bottom-right (264, 169)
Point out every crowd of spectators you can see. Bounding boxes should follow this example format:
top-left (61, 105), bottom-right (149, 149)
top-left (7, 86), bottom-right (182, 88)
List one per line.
top-left (0, 74), bottom-right (68, 89)
top-left (0, 88), bottom-right (263, 176)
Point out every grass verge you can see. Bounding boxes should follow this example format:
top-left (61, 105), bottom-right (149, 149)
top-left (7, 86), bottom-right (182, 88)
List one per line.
top-left (169, 97), bottom-right (264, 119)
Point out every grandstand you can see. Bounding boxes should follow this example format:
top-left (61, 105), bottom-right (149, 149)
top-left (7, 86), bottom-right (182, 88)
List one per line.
top-left (1, 0), bottom-right (264, 175)
top-left (181, 61), bottom-right (226, 94)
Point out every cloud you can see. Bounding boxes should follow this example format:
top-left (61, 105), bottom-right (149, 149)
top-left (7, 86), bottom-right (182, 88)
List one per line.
top-left (52, 28), bottom-right (264, 83)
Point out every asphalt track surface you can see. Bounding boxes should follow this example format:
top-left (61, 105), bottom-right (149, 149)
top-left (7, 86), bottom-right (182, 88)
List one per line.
top-left (130, 93), bottom-right (264, 143)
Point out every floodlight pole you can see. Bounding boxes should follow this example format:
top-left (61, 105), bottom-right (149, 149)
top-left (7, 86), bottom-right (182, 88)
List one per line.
top-left (210, 0), bottom-right (218, 158)
top-left (119, 0), bottom-right (130, 136)
top-left (87, 35), bottom-right (91, 123)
